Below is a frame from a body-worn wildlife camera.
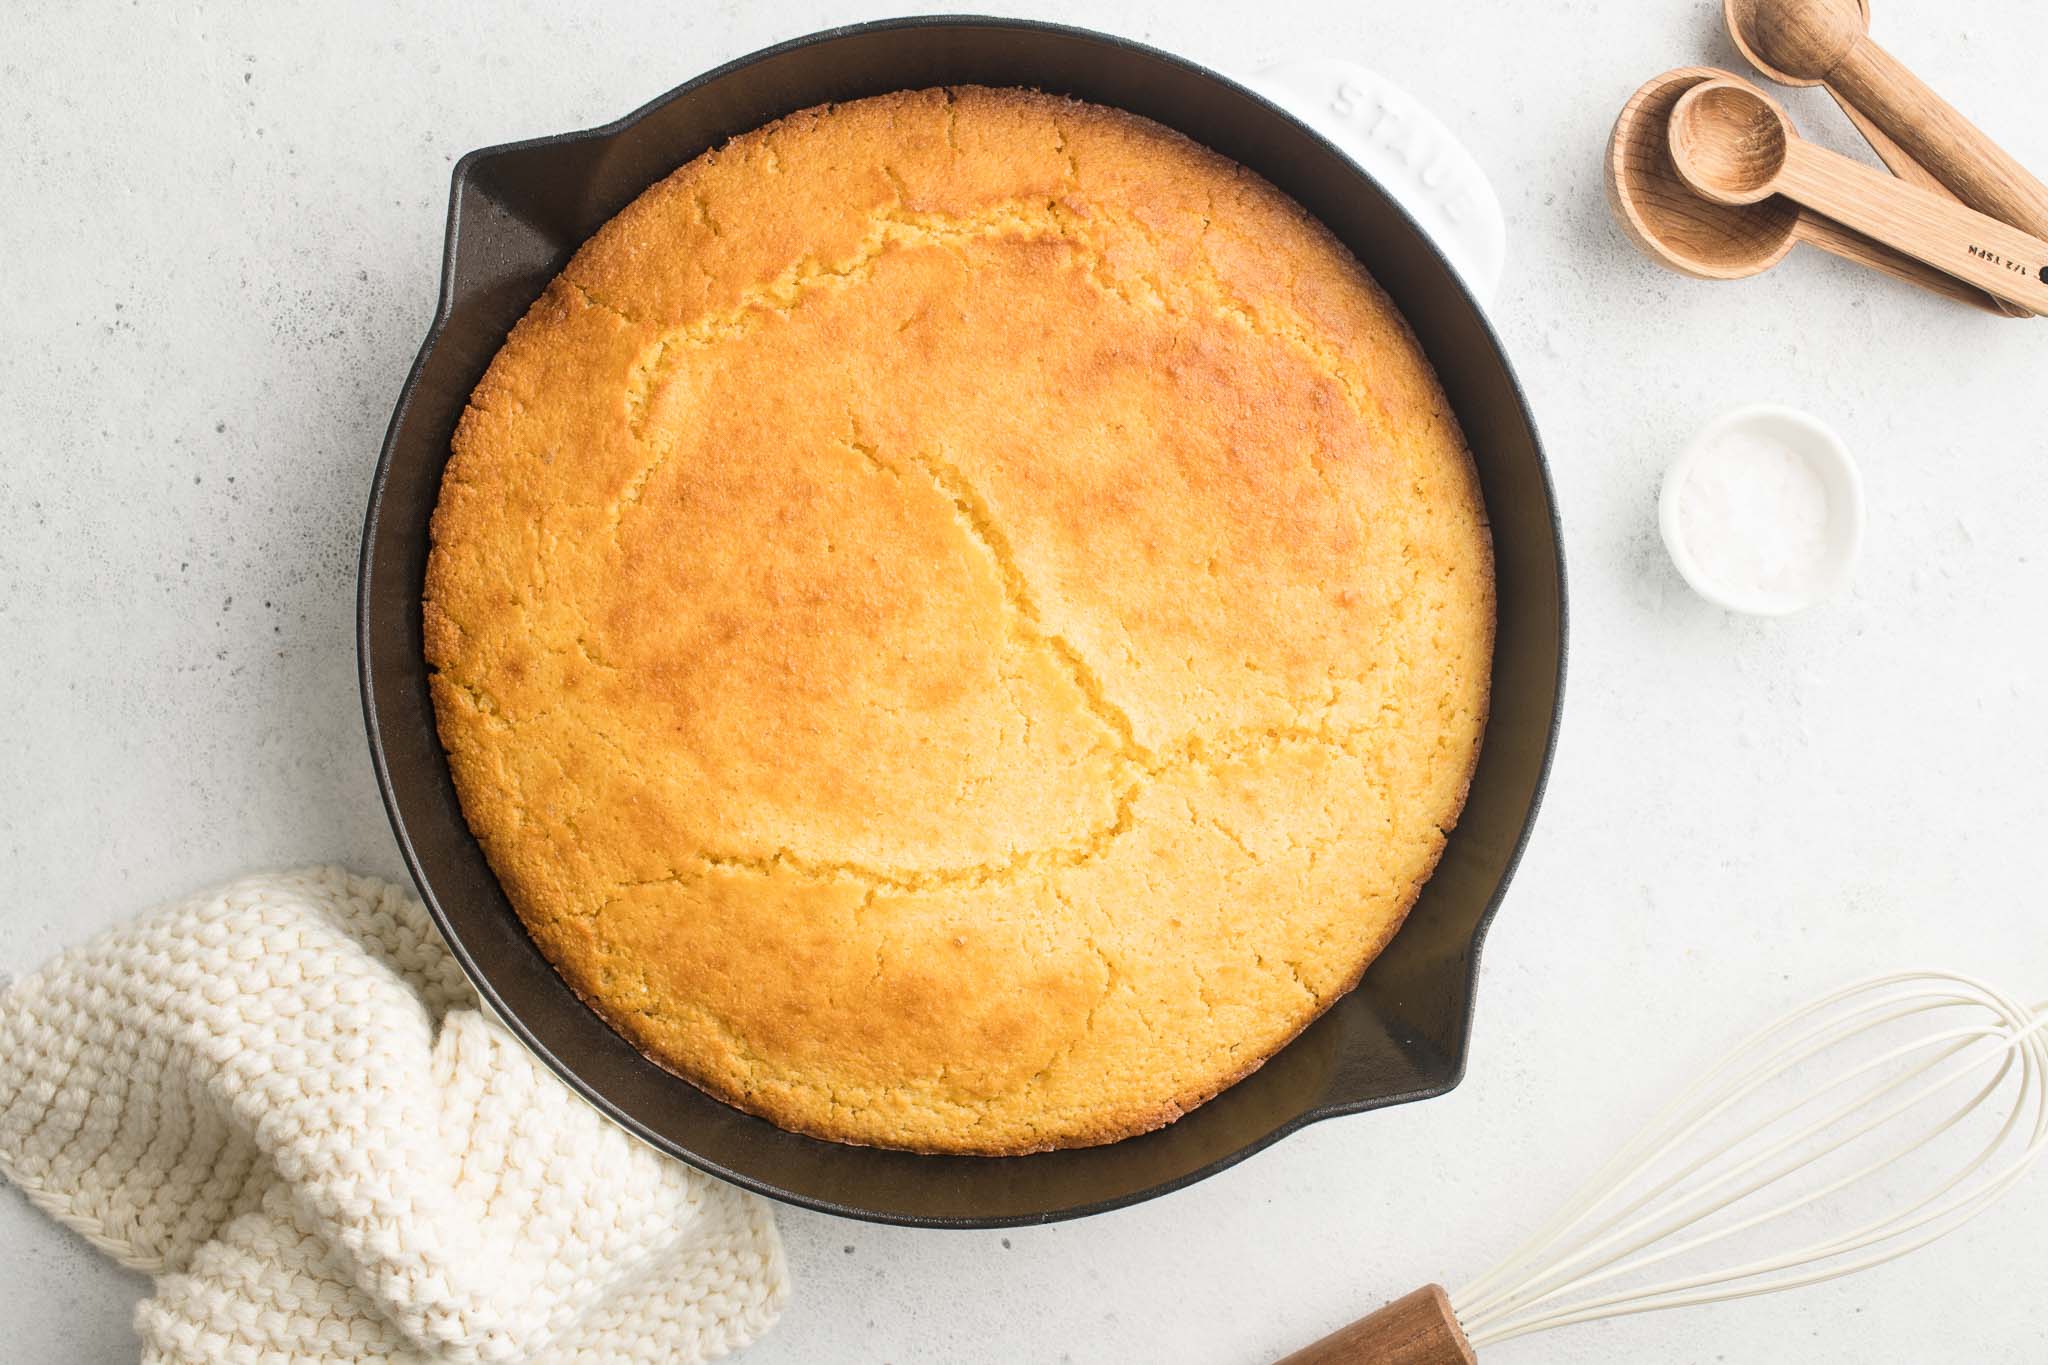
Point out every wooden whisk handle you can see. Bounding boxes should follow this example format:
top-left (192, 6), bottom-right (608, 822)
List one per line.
top-left (1272, 1284), bottom-right (1477, 1365)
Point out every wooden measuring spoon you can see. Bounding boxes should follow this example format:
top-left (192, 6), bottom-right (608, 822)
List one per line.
top-left (1726, 0), bottom-right (2028, 317)
top-left (1724, 0), bottom-right (2048, 240)
top-left (1608, 68), bottom-right (2008, 313)
top-left (1727, 0), bottom-right (1903, 181)
top-left (1667, 77), bottom-right (2048, 314)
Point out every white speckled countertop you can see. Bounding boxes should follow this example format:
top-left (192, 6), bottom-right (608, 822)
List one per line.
top-left (5, 2), bottom-right (2045, 1360)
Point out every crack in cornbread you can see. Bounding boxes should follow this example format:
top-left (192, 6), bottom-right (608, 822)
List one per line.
top-left (425, 86), bottom-right (1494, 1153)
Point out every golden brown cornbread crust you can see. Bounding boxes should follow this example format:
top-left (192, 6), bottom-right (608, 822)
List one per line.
top-left (424, 86), bottom-right (1494, 1154)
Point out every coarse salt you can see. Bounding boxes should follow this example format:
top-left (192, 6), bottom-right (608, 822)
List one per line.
top-left (1677, 427), bottom-right (1833, 611)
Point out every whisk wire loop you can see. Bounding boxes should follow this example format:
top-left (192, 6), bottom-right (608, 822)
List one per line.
top-left (1448, 971), bottom-right (2048, 1349)
top-left (1454, 979), bottom-right (1978, 1317)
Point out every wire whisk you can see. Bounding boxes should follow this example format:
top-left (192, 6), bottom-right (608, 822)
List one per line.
top-left (1275, 971), bottom-right (2048, 1363)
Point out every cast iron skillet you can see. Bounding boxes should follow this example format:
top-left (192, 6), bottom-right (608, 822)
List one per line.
top-left (359, 16), bottom-right (1566, 1227)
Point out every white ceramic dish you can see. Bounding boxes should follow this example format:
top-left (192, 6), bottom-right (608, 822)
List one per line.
top-left (1660, 403), bottom-right (1863, 615)
top-left (1246, 58), bottom-right (1506, 304)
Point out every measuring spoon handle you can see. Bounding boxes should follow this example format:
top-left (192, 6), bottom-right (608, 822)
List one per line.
top-left (1777, 139), bottom-right (2048, 314)
top-left (1798, 213), bottom-right (2010, 315)
top-left (1830, 39), bottom-right (2048, 242)
top-left (1827, 90), bottom-right (2030, 318)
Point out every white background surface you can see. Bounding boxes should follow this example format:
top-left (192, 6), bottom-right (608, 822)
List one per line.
top-left (4, 1), bottom-right (2045, 1360)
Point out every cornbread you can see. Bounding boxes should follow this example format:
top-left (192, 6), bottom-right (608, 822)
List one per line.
top-left (424, 86), bottom-right (1494, 1154)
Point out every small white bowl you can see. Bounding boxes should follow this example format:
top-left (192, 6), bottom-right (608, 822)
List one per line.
top-left (1658, 404), bottom-right (1864, 616)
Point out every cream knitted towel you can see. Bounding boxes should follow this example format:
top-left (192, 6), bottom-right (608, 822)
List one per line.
top-left (0, 867), bottom-right (787, 1363)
